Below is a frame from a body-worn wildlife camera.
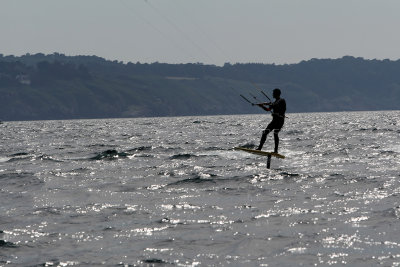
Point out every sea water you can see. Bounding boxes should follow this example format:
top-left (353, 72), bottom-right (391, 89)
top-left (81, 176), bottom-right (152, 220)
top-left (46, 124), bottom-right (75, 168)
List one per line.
top-left (1, 111), bottom-right (399, 266)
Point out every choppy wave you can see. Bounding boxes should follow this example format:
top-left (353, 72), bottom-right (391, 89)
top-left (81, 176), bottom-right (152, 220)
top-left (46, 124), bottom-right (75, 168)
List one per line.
top-left (169, 153), bottom-right (198, 160)
top-left (126, 146), bottom-right (152, 152)
top-left (0, 157), bottom-right (10, 163)
top-left (36, 154), bottom-right (63, 162)
top-left (0, 240), bottom-right (17, 248)
top-left (167, 174), bottom-right (218, 186)
top-left (90, 149), bottom-right (129, 160)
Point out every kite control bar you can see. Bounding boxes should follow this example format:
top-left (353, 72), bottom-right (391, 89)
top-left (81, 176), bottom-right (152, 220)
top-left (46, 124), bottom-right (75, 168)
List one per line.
top-left (240, 94), bottom-right (255, 105)
top-left (260, 90), bottom-right (272, 102)
top-left (240, 91), bottom-right (272, 111)
top-left (240, 87), bottom-right (287, 118)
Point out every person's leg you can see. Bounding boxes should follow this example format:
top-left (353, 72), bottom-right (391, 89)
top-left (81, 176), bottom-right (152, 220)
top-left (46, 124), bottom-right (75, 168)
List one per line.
top-left (273, 118), bottom-right (284, 153)
top-left (273, 129), bottom-right (279, 153)
top-left (257, 128), bottom-right (271, 150)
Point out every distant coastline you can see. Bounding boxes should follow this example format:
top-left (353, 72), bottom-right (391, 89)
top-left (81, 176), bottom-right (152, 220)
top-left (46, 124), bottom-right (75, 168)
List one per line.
top-left (1, 53), bottom-right (399, 121)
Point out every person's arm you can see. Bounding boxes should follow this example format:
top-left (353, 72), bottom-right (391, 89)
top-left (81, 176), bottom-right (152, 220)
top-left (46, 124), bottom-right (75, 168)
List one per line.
top-left (255, 102), bottom-right (272, 112)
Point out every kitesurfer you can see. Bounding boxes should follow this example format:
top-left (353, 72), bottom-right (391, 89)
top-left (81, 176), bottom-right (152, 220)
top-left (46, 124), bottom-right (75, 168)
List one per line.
top-left (255, 88), bottom-right (286, 153)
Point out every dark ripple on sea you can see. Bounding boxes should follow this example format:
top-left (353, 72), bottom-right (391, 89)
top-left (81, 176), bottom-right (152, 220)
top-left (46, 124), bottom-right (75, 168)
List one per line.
top-left (1, 111), bottom-right (400, 266)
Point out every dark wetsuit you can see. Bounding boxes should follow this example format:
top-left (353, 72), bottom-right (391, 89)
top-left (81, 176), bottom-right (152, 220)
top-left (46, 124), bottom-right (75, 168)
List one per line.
top-left (257, 98), bottom-right (286, 152)
top-left (266, 98), bottom-right (286, 132)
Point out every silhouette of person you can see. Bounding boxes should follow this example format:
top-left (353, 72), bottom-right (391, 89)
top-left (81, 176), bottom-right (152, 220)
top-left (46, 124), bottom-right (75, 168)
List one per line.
top-left (256, 88), bottom-right (286, 153)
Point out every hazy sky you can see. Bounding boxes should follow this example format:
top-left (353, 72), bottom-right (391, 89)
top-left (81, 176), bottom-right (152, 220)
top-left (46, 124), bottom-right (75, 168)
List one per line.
top-left (1, 0), bottom-right (400, 65)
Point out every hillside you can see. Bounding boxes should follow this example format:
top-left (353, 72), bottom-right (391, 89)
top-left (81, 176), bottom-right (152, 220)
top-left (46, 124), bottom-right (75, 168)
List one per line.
top-left (1, 53), bottom-right (399, 121)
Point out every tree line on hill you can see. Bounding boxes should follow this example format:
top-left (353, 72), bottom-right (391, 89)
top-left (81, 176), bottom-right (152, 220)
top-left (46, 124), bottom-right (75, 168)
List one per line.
top-left (0, 53), bottom-right (399, 121)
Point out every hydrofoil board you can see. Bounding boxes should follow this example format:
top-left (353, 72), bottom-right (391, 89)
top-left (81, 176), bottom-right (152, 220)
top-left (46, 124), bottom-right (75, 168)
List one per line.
top-left (234, 147), bottom-right (285, 159)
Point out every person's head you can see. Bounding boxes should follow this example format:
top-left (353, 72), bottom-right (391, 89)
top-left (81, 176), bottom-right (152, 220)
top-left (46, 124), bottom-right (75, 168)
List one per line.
top-left (273, 88), bottom-right (281, 99)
